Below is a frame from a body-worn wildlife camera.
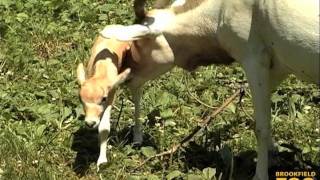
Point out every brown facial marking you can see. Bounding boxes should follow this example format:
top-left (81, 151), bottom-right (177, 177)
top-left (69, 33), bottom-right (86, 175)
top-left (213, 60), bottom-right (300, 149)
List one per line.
top-left (80, 82), bottom-right (105, 119)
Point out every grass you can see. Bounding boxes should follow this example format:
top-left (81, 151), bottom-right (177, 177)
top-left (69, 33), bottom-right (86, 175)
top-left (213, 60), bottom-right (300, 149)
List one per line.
top-left (0, 0), bottom-right (319, 179)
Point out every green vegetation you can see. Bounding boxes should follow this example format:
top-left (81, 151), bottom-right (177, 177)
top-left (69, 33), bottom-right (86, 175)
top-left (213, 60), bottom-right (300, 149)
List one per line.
top-left (0, 0), bottom-right (319, 179)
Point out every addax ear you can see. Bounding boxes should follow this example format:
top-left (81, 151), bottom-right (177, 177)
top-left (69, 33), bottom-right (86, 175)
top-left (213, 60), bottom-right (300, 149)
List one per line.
top-left (77, 63), bottom-right (86, 85)
top-left (113, 68), bottom-right (131, 87)
top-left (100, 24), bottom-right (161, 41)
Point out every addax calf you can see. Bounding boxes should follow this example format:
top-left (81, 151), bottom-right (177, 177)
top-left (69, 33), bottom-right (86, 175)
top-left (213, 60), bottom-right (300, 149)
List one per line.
top-left (77, 25), bottom-right (175, 170)
top-left (76, 33), bottom-right (131, 169)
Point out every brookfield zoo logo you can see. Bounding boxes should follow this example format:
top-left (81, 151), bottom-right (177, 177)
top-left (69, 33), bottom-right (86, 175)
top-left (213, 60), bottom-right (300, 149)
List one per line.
top-left (275, 171), bottom-right (318, 180)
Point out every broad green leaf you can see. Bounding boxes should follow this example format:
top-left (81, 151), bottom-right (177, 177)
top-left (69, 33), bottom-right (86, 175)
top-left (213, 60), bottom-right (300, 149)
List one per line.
top-left (35, 124), bottom-right (46, 137)
top-left (297, 112), bottom-right (304, 119)
top-left (124, 145), bottom-right (135, 155)
top-left (166, 170), bottom-right (182, 180)
top-left (271, 94), bottom-right (284, 103)
top-left (98, 4), bottom-right (114, 12)
top-left (302, 146), bottom-right (311, 154)
top-left (161, 109), bottom-right (174, 118)
top-left (62, 107), bottom-right (72, 120)
top-left (227, 103), bottom-right (236, 114)
top-left (141, 146), bottom-right (156, 158)
top-left (98, 14), bottom-right (109, 21)
top-left (35, 104), bottom-right (54, 115)
top-left (14, 125), bottom-right (29, 140)
top-left (34, 91), bottom-right (47, 98)
top-left (0, 90), bottom-right (7, 98)
top-left (311, 146), bottom-right (320, 152)
top-left (291, 94), bottom-right (301, 103)
top-left (0, 0), bottom-right (14, 8)
top-left (202, 167), bottom-right (216, 180)
top-left (127, 176), bottom-right (141, 180)
top-left (187, 174), bottom-right (202, 180)
top-left (158, 92), bottom-right (171, 105)
top-left (164, 120), bottom-right (176, 127)
top-left (16, 13), bottom-right (29, 22)
top-left (147, 175), bottom-right (160, 180)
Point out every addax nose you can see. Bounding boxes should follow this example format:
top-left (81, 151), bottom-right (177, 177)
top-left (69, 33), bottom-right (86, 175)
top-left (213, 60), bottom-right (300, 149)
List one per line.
top-left (85, 121), bottom-right (97, 128)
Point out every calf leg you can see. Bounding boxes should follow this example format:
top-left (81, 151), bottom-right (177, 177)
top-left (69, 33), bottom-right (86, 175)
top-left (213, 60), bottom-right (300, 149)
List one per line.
top-left (97, 105), bottom-right (111, 171)
top-left (97, 90), bottom-right (116, 171)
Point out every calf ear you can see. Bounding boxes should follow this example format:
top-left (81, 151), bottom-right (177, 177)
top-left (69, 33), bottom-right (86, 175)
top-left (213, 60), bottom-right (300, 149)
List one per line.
top-left (77, 63), bottom-right (86, 85)
top-left (100, 24), bottom-right (160, 41)
top-left (113, 68), bottom-right (131, 87)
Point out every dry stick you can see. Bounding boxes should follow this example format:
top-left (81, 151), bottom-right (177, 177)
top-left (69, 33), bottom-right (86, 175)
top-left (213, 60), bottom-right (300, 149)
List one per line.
top-left (115, 97), bottom-right (124, 131)
top-left (184, 75), bottom-right (218, 109)
top-left (136, 89), bottom-right (241, 169)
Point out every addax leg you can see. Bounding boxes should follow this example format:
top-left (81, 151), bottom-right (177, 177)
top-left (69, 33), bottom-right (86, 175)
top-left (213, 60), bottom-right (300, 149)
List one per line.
top-left (131, 88), bottom-right (143, 146)
top-left (242, 46), bottom-right (272, 180)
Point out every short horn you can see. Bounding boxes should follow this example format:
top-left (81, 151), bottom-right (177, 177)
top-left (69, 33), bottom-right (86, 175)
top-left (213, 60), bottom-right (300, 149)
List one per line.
top-left (134, 0), bottom-right (146, 21)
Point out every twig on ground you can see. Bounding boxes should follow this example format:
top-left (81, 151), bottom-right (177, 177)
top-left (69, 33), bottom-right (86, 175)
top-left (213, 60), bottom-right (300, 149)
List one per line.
top-left (184, 75), bottom-right (218, 109)
top-left (135, 89), bottom-right (241, 169)
top-left (115, 97), bottom-right (124, 131)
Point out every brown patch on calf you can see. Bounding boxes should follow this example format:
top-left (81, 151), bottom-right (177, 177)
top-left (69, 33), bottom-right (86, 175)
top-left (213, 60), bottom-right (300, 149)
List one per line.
top-left (86, 36), bottom-right (130, 77)
top-left (95, 49), bottom-right (118, 66)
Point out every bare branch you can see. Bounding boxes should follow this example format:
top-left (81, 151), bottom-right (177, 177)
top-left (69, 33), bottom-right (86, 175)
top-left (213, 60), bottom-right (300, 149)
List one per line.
top-left (135, 89), bottom-right (241, 169)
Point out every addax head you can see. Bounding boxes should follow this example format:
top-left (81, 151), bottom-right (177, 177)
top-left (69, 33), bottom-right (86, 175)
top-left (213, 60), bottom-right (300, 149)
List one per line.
top-left (99, 0), bottom-right (174, 41)
top-left (99, 0), bottom-right (176, 67)
top-left (76, 61), bottom-right (131, 129)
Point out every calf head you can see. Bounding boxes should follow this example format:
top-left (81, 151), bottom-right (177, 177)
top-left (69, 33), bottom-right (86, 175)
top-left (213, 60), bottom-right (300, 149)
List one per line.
top-left (76, 36), bottom-right (131, 128)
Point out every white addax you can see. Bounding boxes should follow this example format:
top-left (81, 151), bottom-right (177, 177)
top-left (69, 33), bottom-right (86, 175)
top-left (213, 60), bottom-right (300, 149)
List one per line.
top-left (100, 0), bottom-right (320, 179)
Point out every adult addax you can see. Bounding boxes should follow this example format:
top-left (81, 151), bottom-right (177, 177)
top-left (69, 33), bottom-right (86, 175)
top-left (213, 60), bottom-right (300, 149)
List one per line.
top-left (100, 0), bottom-right (320, 179)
